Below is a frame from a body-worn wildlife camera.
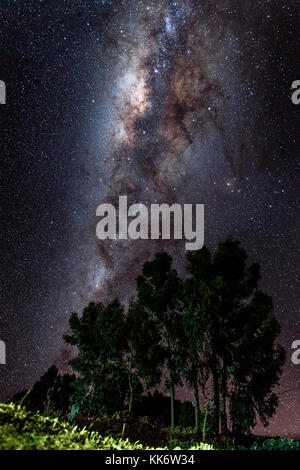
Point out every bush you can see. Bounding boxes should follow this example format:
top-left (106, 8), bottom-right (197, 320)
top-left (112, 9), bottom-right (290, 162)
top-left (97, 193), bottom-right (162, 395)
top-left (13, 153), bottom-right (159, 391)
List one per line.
top-left (249, 436), bottom-right (300, 451)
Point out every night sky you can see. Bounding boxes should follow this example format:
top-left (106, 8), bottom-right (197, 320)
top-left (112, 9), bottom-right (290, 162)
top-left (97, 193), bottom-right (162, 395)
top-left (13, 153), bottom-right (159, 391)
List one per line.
top-left (0, 0), bottom-right (299, 437)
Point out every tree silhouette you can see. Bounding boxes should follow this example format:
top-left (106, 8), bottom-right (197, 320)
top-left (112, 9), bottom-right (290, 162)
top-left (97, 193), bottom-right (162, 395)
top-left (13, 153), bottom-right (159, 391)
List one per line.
top-left (137, 252), bottom-right (183, 429)
top-left (181, 247), bottom-right (213, 432)
top-left (186, 236), bottom-right (285, 435)
top-left (10, 366), bottom-right (75, 416)
top-left (228, 290), bottom-right (285, 434)
top-left (64, 300), bottom-right (128, 416)
top-left (61, 237), bottom-right (285, 436)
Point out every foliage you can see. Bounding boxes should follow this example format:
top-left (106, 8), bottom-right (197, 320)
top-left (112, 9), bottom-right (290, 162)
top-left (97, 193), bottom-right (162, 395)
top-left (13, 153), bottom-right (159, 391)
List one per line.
top-left (9, 366), bottom-right (76, 417)
top-left (181, 247), bottom-right (214, 430)
top-left (137, 252), bottom-right (183, 429)
top-left (0, 403), bottom-right (215, 450)
top-left (64, 300), bottom-right (128, 417)
top-left (20, 237), bottom-right (285, 438)
top-left (248, 436), bottom-right (300, 451)
top-left (64, 297), bottom-right (162, 417)
top-left (134, 392), bottom-right (194, 428)
top-left (124, 299), bottom-right (163, 412)
top-left (185, 237), bottom-right (285, 435)
top-left (176, 401), bottom-right (195, 428)
top-left (234, 436), bottom-right (300, 451)
top-left (1, 403), bottom-right (299, 451)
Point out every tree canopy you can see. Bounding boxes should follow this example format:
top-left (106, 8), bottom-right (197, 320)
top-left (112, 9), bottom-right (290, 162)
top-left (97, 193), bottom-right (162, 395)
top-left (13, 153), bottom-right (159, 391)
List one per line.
top-left (34, 236), bottom-right (285, 436)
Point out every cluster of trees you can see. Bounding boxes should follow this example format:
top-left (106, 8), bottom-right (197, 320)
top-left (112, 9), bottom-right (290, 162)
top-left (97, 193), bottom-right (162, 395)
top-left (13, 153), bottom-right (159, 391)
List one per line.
top-left (11, 365), bottom-right (75, 417)
top-left (63, 237), bottom-right (285, 436)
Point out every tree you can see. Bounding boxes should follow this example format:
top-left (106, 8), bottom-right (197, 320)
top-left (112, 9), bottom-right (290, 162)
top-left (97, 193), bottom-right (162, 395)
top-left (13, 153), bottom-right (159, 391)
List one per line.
top-left (61, 237), bottom-right (285, 435)
top-left (64, 299), bottom-right (128, 417)
top-left (137, 252), bottom-right (183, 429)
top-left (21, 365), bottom-right (58, 412)
top-left (181, 247), bottom-right (213, 431)
top-left (125, 299), bottom-right (163, 413)
top-left (228, 291), bottom-right (285, 435)
top-left (211, 236), bottom-right (263, 434)
top-left (64, 297), bottom-right (162, 417)
top-left (10, 366), bottom-right (76, 416)
top-left (50, 372), bottom-right (76, 414)
top-left (186, 236), bottom-right (285, 435)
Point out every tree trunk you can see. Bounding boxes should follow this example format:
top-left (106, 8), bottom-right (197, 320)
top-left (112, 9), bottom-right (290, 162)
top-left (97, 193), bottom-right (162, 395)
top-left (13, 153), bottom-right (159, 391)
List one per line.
top-left (127, 350), bottom-right (134, 414)
top-left (193, 379), bottom-right (200, 432)
top-left (219, 363), bottom-right (228, 435)
top-left (202, 409), bottom-right (208, 442)
top-left (212, 348), bottom-right (220, 435)
top-left (170, 375), bottom-right (175, 429)
top-left (128, 377), bottom-right (133, 414)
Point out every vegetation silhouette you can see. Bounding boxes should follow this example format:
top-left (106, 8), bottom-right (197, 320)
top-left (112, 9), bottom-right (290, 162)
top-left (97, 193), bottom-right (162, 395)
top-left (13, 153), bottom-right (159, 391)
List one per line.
top-left (12, 236), bottom-right (285, 440)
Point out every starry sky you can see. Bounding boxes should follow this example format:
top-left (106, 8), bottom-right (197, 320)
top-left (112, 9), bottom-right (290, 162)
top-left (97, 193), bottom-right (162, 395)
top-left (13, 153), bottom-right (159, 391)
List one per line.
top-left (0, 0), bottom-right (299, 437)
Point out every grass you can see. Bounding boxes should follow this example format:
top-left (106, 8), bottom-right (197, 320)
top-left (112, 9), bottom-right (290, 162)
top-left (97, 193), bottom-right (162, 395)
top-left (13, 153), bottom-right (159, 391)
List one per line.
top-left (0, 403), bottom-right (214, 450)
top-left (1, 403), bottom-right (299, 450)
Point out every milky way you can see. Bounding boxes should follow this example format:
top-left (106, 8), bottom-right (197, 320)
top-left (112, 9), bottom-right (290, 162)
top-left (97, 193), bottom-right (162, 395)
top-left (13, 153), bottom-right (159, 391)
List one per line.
top-left (0, 0), bottom-right (299, 437)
